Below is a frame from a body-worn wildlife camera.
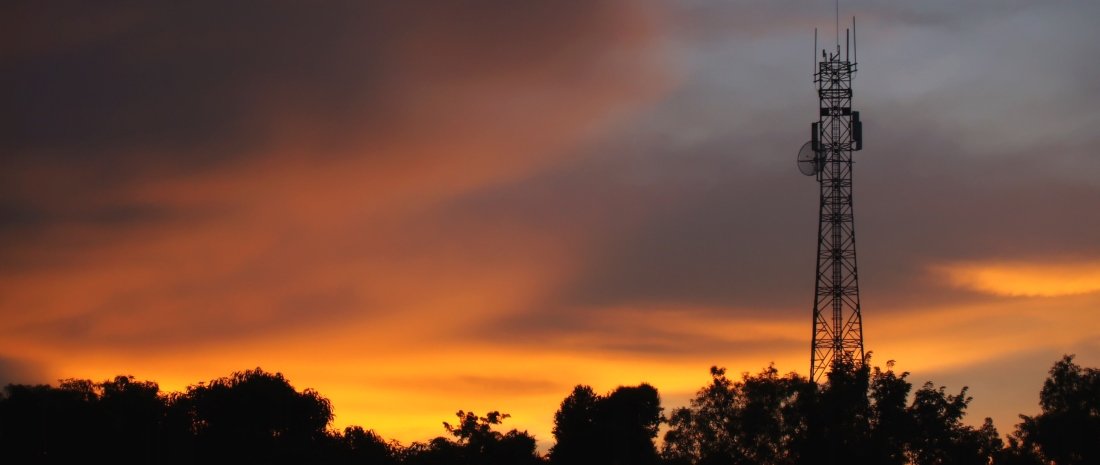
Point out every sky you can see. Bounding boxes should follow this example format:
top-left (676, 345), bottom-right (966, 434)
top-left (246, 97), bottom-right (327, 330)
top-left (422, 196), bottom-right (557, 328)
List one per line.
top-left (3, 0), bottom-right (1100, 449)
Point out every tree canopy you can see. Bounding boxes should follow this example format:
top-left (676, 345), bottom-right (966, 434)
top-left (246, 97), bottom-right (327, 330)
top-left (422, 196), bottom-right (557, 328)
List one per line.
top-left (663, 357), bottom-right (1005, 465)
top-left (550, 383), bottom-right (663, 465)
top-left (0, 355), bottom-right (1095, 465)
top-left (1012, 355), bottom-right (1100, 465)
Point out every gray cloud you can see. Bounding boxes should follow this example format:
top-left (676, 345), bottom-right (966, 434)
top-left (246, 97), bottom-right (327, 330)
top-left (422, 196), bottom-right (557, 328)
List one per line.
top-left (463, 106), bottom-right (1100, 325)
top-left (457, 0), bottom-right (1100, 341)
top-left (0, 356), bottom-right (49, 387)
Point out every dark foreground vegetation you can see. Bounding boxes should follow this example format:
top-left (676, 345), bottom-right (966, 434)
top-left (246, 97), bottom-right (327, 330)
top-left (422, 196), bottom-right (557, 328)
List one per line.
top-left (1, 355), bottom-right (1096, 465)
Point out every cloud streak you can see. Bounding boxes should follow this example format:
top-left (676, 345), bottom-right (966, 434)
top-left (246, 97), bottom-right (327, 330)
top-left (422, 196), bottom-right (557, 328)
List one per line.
top-left (934, 260), bottom-right (1100, 297)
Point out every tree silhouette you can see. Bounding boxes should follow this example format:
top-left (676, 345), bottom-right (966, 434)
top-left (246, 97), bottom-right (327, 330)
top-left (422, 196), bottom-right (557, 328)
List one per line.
top-left (179, 368), bottom-right (334, 463)
top-left (604, 384), bottom-right (663, 465)
top-left (551, 383), bottom-right (662, 465)
top-left (331, 425), bottom-right (400, 465)
top-left (550, 385), bottom-right (602, 465)
top-left (0, 376), bottom-right (166, 464)
top-left (997, 435), bottom-right (1045, 465)
top-left (809, 358), bottom-right (873, 465)
top-left (98, 376), bottom-right (164, 462)
top-left (2, 356), bottom-right (1096, 464)
top-left (664, 357), bottom-right (1001, 465)
top-left (867, 361), bottom-right (914, 465)
top-left (1013, 355), bottom-right (1100, 465)
top-left (405, 410), bottom-right (541, 465)
top-left (663, 365), bottom-right (812, 465)
top-left (1, 383), bottom-right (88, 462)
top-left (906, 382), bottom-right (1001, 465)
top-left (444, 410), bottom-right (510, 444)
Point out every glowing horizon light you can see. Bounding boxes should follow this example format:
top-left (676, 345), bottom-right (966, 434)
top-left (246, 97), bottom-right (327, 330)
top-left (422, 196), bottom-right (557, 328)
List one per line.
top-left (934, 260), bottom-right (1100, 297)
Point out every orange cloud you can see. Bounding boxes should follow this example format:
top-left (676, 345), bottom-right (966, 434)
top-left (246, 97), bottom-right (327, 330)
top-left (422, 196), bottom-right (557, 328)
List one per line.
top-left (0, 1), bottom-right (675, 449)
top-left (933, 260), bottom-right (1100, 297)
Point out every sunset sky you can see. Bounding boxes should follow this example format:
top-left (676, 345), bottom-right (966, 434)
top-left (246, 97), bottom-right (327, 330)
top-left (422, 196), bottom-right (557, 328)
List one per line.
top-left (3, 1), bottom-right (1100, 448)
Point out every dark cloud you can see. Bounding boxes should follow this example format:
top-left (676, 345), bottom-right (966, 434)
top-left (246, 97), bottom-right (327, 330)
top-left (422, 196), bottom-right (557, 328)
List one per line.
top-left (2, 1), bottom-right (654, 156)
top-left (1, 202), bottom-right (190, 234)
top-left (1, 0), bottom-right (660, 243)
top-left (0, 1), bottom-right (667, 361)
top-left (0, 356), bottom-right (49, 387)
top-left (4, 2), bottom-right (354, 156)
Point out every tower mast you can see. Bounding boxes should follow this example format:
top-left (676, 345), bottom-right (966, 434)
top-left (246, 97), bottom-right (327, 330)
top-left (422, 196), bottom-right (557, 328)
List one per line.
top-left (804, 20), bottom-right (864, 383)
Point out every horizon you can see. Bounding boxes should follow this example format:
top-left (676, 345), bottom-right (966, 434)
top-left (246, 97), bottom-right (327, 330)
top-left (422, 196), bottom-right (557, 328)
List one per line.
top-left (3, 1), bottom-right (1100, 450)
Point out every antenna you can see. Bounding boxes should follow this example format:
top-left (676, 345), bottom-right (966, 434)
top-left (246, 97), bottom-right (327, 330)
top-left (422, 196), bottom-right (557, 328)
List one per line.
top-left (797, 141), bottom-right (821, 176)
top-left (835, 0), bottom-right (840, 53)
top-left (853, 16), bottom-right (857, 65)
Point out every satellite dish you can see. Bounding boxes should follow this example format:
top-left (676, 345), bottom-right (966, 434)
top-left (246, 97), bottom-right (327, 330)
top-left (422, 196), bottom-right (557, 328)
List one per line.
top-left (797, 141), bottom-right (821, 176)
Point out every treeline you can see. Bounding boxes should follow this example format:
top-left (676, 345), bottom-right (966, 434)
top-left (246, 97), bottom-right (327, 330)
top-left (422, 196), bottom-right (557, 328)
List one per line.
top-left (0, 356), bottom-right (1096, 465)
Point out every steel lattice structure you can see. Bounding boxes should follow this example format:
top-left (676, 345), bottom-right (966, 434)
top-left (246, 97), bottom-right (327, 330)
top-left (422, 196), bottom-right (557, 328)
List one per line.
top-left (808, 33), bottom-right (864, 383)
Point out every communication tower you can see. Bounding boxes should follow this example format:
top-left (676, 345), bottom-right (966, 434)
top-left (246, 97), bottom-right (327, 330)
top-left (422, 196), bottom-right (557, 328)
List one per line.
top-left (798, 17), bottom-right (865, 383)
